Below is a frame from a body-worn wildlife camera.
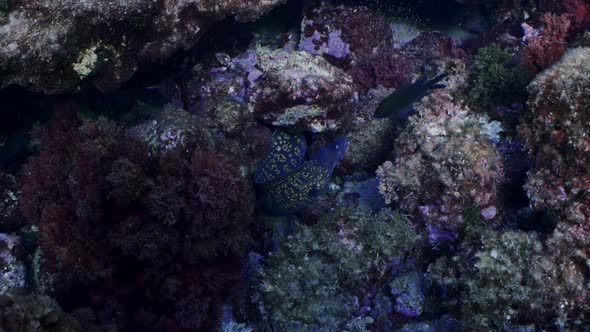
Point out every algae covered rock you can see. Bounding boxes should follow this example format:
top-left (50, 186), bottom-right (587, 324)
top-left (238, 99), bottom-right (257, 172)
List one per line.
top-left (521, 47), bottom-right (590, 225)
top-left (127, 105), bottom-right (204, 154)
top-left (256, 208), bottom-right (421, 331)
top-left (340, 87), bottom-right (396, 173)
top-left (376, 89), bottom-right (504, 244)
top-left (0, 233), bottom-right (25, 295)
top-left (250, 47), bottom-right (355, 133)
top-left (428, 225), bottom-right (590, 330)
top-left (0, 293), bottom-right (81, 331)
top-left (0, 0), bottom-right (285, 94)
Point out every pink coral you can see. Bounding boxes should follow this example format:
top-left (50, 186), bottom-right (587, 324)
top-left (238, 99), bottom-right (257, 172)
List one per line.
top-left (523, 13), bottom-right (572, 72)
top-left (565, 0), bottom-right (590, 32)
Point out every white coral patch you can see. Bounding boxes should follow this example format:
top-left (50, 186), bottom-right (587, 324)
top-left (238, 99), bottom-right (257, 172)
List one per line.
top-left (73, 45), bottom-right (99, 78)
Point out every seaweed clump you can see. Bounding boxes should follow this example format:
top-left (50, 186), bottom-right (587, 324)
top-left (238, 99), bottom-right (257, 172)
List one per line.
top-left (254, 208), bottom-right (421, 331)
top-left (20, 109), bottom-right (253, 330)
top-left (466, 44), bottom-right (532, 113)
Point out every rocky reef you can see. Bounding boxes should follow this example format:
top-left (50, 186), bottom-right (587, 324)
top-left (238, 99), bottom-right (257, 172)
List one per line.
top-left (0, 0), bottom-right (285, 93)
top-left (521, 47), bottom-right (590, 225)
top-left (1, 0), bottom-right (589, 331)
top-left (253, 208), bottom-right (421, 331)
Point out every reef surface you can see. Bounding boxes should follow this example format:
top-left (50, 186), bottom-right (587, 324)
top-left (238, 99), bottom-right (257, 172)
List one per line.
top-left (1, 0), bottom-right (589, 331)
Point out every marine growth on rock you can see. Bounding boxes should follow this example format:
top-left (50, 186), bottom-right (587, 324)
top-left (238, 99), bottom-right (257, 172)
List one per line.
top-left (0, 0), bottom-right (587, 330)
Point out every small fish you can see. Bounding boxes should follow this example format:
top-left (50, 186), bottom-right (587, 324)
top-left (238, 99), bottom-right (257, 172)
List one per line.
top-left (255, 130), bottom-right (348, 216)
top-left (374, 73), bottom-right (448, 120)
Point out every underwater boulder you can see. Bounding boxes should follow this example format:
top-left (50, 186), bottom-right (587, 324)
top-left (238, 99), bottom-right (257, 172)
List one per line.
top-left (0, 0), bottom-right (285, 94)
top-left (250, 47), bottom-right (355, 133)
top-left (521, 47), bottom-right (590, 225)
top-left (376, 88), bottom-right (504, 245)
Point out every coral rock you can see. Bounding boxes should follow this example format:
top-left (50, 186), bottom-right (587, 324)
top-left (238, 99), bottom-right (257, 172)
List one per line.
top-left (376, 89), bottom-right (504, 244)
top-left (250, 47), bottom-right (355, 132)
top-left (0, 0), bottom-right (285, 93)
top-left (339, 88), bottom-right (396, 173)
top-left (521, 47), bottom-right (590, 224)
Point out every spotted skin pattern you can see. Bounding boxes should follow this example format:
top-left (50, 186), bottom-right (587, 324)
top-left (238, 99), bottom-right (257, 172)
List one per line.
top-left (253, 130), bottom-right (307, 185)
top-left (255, 130), bottom-right (349, 215)
top-left (258, 160), bottom-right (330, 215)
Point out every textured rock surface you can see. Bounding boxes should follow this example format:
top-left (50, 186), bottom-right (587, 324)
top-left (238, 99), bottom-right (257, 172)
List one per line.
top-left (428, 226), bottom-right (590, 329)
top-left (339, 87), bottom-right (395, 173)
top-left (0, 0), bottom-right (285, 93)
top-left (376, 89), bottom-right (504, 244)
top-left (521, 47), bottom-right (590, 225)
top-left (250, 47), bottom-right (355, 132)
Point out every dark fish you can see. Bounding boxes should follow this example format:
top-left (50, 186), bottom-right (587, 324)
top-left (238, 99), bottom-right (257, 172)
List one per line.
top-left (255, 131), bottom-right (348, 216)
top-left (374, 73), bottom-right (449, 120)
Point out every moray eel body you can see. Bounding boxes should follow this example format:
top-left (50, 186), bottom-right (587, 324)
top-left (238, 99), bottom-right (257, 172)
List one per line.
top-left (255, 131), bottom-right (348, 216)
top-left (253, 129), bottom-right (307, 185)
